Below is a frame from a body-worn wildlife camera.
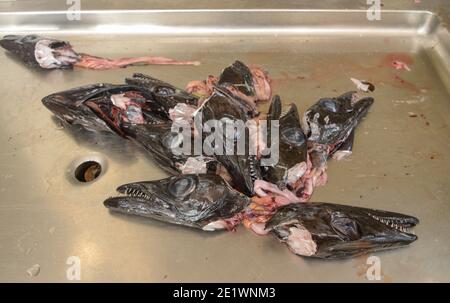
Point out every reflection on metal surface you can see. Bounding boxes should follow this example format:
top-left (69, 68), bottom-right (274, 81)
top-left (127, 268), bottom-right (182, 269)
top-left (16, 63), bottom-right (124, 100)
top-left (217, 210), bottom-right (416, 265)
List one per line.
top-left (0, 7), bottom-right (449, 282)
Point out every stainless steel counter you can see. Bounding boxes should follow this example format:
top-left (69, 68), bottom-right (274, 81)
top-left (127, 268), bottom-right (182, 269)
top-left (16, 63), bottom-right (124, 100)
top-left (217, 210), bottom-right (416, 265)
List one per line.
top-left (0, 1), bottom-right (449, 282)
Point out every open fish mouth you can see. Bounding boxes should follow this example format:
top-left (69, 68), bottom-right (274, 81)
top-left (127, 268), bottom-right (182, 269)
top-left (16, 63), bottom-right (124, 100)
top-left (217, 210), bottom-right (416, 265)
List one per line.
top-left (266, 203), bottom-right (418, 259)
top-left (37, 53), bottom-right (421, 261)
top-left (41, 83), bottom-right (163, 137)
top-left (263, 96), bottom-right (308, 191)
top-left (104, 174), bottom-right (250, 230)
top-left (41, 74), bottom-right (198, 136)
top-left (198, 87), bottom-right (263, 196)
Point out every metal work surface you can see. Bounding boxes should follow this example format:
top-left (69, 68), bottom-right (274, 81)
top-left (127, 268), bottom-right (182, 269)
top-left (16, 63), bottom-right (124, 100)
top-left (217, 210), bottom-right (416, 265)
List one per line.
top-left (0, 4), bottom-right (450, 282)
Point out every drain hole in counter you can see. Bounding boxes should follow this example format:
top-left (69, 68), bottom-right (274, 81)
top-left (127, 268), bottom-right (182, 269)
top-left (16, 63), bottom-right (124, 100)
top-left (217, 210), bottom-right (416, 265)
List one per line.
top-left (74, 161), bottom-right (102, 183)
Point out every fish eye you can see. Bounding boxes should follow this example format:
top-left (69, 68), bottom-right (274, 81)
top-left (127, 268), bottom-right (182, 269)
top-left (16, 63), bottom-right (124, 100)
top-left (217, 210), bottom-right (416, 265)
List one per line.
top-left (155, 86), bottom-right (175, 96)
top-left (162, 132), bottom-right (183, 150)
top-left (319, 99), bottom-right (340, 113)
top-left (20, 35), bottom-right (40, 43)
top-left (49, 41), bottom-right (67, 49)
top-left (221, 117), bottom-right (243, 140)
top-left (168, 176), bottom-right (197, 198)
top-left (330, 212), bottom-right (361, 241)
top-left (281, 127), bottom-right (306, 147)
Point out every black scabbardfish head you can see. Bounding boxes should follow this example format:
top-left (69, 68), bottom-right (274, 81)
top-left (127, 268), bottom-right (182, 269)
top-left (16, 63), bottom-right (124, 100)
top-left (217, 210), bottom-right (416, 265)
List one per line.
top-left (303, 91), bottom-right (374, 149)
top-left (263, 95), bottom-right (308, 190)
top-left (104, 174), bottom-right (250, 230)
top-left (1, 34), bottom-right (79, 69)
top-left (266, 202), bottom-right (418, 259)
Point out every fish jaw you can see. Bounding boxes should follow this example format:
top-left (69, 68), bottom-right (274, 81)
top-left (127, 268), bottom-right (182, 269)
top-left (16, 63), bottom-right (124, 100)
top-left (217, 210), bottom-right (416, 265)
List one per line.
top-left (296, 92), bottom-right (374, 197)
top-left (199, 88), bottom-right (262, 196)
top-left (104, 174), bottom-right (250, 230)
top-left (264, 98), bottom-right (308, 190)
top-left (331, 130), bottom-right (355, 161)
top-left (216, 154), bottom-right (262, 197)
top-left (41, 83), bottom-right (170, 137)
top-left (266, 203), bottom-right (418, 259)
top-left (303, 92), bottom-right (374, 149)
top-left (41, 83), bottom-right (124, 135)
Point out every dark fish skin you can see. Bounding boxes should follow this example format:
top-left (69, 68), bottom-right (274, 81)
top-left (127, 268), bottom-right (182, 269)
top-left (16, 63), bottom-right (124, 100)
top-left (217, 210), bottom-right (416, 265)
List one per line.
top-left (125, 73), bottom-right (198, 119)
top-left (303, 91), bottom-right (373, 149)
top-left (104, 174), bottom-right (250, 230)
top-left (263, 95), bottom-right (308, 190)
top-left (0, 35), bottom-right (42, 67)
top-left (201, 86), bottom-right (256, 121)
top-left (266, 203), bottom-right (419, 259)
top-left (330, 130), bottom-right (354, 160)
top-left (218, 60), bottom-right (255, 97)
top-left (41, 73), bottom-right (198, 135)
top-left (1, 34), bottom-right (79, 69)
top-left (302, 91), bottom-right (374, 177)
top-left (41, 83), bottom-right (163, 137)
top-left (1, 34), bottom-right (199, 70)
top-left (41, 81), bottom-right (202, 175)
top-left (199, 87), bottom-right (262, 196)
top-left (122, 122), bottom-right (195, 175)
top-left (42, 83), bottom-right (129, 136)
top-left (335, 129), bottom-right (355, 153)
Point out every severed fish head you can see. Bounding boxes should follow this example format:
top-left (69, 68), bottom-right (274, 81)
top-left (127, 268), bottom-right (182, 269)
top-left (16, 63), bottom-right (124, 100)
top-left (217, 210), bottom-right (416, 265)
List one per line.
top-left (218, 60), bottom-right (271, 104)
top-left (263, 95), bottom-right (308, 191)
top-left (1, 34), bottom-right (80, 69)
top-left (302, 91), bottom-right (374, 151)
top-left (266, 203), bottom-right (418, 259)
top-left (199, 88), bottom-right (262, 196)
top-left (218, 60), bottom-right (256, 97)
top-left (41, 83), bottom-right (167, 137)
top-left (104, 174), bottom-right (250, 230)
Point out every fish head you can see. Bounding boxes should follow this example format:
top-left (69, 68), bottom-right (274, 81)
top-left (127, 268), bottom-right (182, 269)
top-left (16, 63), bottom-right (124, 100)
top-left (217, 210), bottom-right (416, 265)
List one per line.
top-left (42, 83), bottom-right (167, 137)
top-left (199, 89), bottom-right (262, 196)
top-left (1, 34), bottom-right (79, 68)
top-left (264, 96), bottom-right (308, 190)
top-left (266, 203), bottom-right (418, 259)
top-left (218, 60), bottom-right (255, 97)
top-left (104, 174), bottom-right (250, 230)
top-left (1, 35), bottom-right (43, 67)
top-left (303, 91), bottom-right (374, 149)
top-left (125, 73), bottom-right (198, 117)
top-left (42, 83), bottom-right (122, 134)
